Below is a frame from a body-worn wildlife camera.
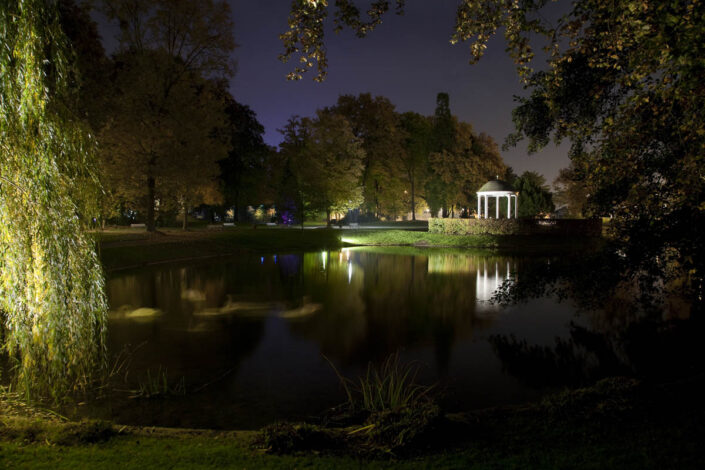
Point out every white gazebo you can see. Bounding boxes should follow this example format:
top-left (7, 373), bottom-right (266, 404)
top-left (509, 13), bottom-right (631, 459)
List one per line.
top-left (477, 178), bottom-right (518, 219)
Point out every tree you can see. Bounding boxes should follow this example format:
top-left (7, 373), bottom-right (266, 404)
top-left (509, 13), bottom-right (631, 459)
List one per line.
top-left (425, 93), bottom-right (457, 217)
top-left (512, 171), bottom-right (554, 218)
top-left (279, 111), bottom-right (365, 225)
top-left (327, 94), bottom-right (404, 218)
top-left (553, 165), bottom-right (588, 218)
top-left (428, 121), bottom-right (506, 217)
top-left (218, 94), bottom-right (271, 222)
top-left (99, 52), bottom-right (229, 229)
top-left (101, 0), bottom-right (235, 231)
top-left (425, 93), bottom-right (506, 217)
top-left (57, 0), bottom-right (110, 131)
top-left (398, 112), bottom-right (432, 220)
top-left (0, 0), bottom-right (107, 398)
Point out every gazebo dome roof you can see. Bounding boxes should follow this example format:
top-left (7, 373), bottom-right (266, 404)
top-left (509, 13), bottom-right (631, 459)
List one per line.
top-left (478, 179), bottom-right (515, 192)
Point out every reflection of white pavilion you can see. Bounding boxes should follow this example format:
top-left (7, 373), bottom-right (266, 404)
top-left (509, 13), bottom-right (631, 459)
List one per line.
top-left (426, 253), bottom-right (516, 305)
top-left (476, 259), bottom-right (515, 302)
top-left (477, 178), bottom-right (518, 219)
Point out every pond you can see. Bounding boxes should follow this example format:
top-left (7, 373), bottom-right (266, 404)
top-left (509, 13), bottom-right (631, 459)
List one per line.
top-left (83, 247), bottom-right (593, 429)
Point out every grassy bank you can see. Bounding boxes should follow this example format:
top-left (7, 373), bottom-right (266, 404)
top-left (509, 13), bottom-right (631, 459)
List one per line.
top-left (340, 229), bottom-right (603, 254)
top-left (97, 227), bottom-right (343, 271)
top-left (2, 377), bottom-right (703, 469)
top-left (97, 226), bottom-right (604, 271)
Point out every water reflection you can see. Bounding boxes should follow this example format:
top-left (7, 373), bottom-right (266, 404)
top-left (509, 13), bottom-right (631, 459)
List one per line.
top-left (98, 248), bottom-right (573, 429)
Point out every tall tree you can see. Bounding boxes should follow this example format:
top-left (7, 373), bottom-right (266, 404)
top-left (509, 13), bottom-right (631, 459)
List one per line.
top-left (279, 111), bottom-right (365, 225)
top-left (429, 120), bottom-right (506, 217)
top-left (0, 0), bottom-right (107, 398)
top-left (328, 93), bottom-right (403, 218)
top-left (399, 112), bottom-right (432, 220)
top-left (99, 52), bottom-right (229, 229)
top-left (101, 0), bottom-right (235, 231)
top-left (218, 93), bottom-right (270, 222)
top-left (512, 171), bottom-right (554, 218)
top-left (58, 0), bottom-right (110, 130)
top-left (426, 92), bottom-right (457, 217)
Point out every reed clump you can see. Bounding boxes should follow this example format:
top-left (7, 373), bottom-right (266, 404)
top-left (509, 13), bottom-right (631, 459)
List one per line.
top-left (257, 352), bottom-right (443, 457)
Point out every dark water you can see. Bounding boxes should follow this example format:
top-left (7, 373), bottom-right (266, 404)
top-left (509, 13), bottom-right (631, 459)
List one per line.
top-left (88, 248), bottom-right (590, 429)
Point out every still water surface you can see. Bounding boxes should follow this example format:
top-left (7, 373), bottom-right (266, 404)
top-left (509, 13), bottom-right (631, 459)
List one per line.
top-left (97, 248), bottom-right (586, 429)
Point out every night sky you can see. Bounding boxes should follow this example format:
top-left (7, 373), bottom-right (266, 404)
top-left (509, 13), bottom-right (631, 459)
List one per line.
top-left (97, 0), bottom-right (570, 182)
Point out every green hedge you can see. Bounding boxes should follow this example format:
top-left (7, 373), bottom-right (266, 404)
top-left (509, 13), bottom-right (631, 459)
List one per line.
top-left (428, 218), bottom-right (602, 236)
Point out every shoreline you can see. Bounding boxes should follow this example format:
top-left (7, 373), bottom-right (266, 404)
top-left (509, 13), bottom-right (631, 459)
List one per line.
top-left (97, 226), bottom-right (604, 271)
top-left (2, 375), bottom-right (703, 468)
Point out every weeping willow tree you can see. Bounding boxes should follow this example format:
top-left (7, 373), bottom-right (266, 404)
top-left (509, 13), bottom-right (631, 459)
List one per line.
top-left (0, 0), bottom-right (107, 398)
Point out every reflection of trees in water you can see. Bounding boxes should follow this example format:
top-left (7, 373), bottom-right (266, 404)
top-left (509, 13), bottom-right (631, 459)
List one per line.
top-left (490, 246), bottom-right (704, 389)
top-left (289, 250), bottom-right (517, 372)
top-left (491, 317), bottom-right (705, 389)
top-left (106, 263), bottom-right (269, 398)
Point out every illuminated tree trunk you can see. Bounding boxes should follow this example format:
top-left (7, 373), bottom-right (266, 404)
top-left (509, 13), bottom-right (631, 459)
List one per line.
top-left (410, 170), bottom-right (416, 221)
top-left (146, 175), bottom-right (156, 232)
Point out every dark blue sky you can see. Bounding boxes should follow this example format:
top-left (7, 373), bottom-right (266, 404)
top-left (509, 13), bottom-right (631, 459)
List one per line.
top-left (98, 0), bottom-right (570, 182)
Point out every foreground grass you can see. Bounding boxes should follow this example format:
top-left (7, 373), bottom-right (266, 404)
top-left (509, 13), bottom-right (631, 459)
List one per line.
top-left (2, 377), bottom-right (703, 469)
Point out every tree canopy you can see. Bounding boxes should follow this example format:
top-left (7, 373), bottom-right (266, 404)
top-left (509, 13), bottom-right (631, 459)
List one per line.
top-left (279, 111), bottom-right (365, 224)
top-left (100, 0), bottom-right (236, 230)
top-left (1, 0), bottom-right (107, 398)
top-left (512, 171), bottom-right (554, 218)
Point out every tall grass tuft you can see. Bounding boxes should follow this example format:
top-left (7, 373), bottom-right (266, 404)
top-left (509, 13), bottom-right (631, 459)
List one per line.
top-left (324, 352), bottom-right (436, 413)
top-left (130, 366), bottom-right (185, 399)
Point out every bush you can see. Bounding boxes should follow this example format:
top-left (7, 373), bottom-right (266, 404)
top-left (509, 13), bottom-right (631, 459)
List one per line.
top-left (255, 422), bottom-right (339, 454)
top-left (429, 218), bottom-right (602, 236)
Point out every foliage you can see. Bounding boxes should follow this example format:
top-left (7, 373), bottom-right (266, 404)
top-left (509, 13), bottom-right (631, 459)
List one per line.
top-left (254, 353), bottom-right (442, 457)
top-left (327, 94), bottom-right (404, 218)
top-left (218, 97), bottom-right (273, 221)
top-left (398, 111), bottom-right (432, 220)
top-left (100, 0), bottom-right (236, 231)
top-left (280, 0), bottom-right (406, 81)
top-left (57, 0), bottom-right (110, 131)
top-left (553, 165), bottom-right (589, 218)
top-left (131, 367), bottom-right (186, 399)
top-left (512, 171), bottom-right (554, 218)
top-left (494, 0), bottom-right (705, 309)
top-left (279, 111), bottom-right (366, 223)
top-left (325, 352), bottom-right (435, 413)
top-left (429, 218), bottom-right (601, 236)
top-left (0, 0), bottom-right (108, 398)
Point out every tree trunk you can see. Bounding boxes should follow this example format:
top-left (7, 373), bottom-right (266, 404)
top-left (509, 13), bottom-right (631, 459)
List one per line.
top-left (410, 172), bottom-right (416, 221)
top-left (326, 209), bottom-right (331, 226)
top-left (146, 175), bottom-right (156, 232)
top-left (182, 201), bottom-right (188, 230)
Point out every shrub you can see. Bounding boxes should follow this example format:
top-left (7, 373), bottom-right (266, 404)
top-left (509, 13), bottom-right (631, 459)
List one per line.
top-left (429, 218), bottom-right (602, 236)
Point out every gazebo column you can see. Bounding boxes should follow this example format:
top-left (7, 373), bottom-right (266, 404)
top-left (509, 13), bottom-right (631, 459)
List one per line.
top-left (514, 195), bottom-right (518, 219)
top-left (507, 195), bottom-right (511, 219)
top-left (484, 195), bottom-right (488, 219)
top-left (477, 195), bottom-right (481, 218)
top-left (495, 196), bottom-right (499, 218)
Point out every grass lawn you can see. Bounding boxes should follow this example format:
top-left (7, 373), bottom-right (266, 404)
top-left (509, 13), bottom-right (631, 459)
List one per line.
top-left (97, 227), bottom-right (343, 271)
top-left (2, 377), bottom-right (703, 469)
